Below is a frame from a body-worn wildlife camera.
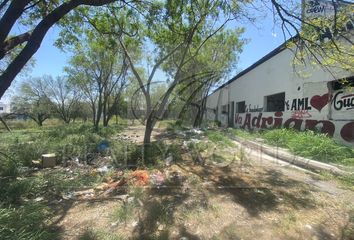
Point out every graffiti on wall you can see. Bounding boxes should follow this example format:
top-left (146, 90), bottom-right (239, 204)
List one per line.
top-left (285, 97), bottom-right (312, 111)
top-left (234, 91), bottom-right (354, 145)
top-left (235, 111), bottom-right (354, 144)
top-left (333, 91), bottom-right (354, 111)
top-left (291, 110), bottom-right (312, 119)
top-left (286, 94), bottom-right (332, 112)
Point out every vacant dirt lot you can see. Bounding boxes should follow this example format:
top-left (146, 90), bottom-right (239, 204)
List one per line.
top-left (54, 125), bottom-right (354, 240)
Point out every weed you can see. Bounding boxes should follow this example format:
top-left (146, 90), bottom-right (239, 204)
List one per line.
top-left (111, 202), bottom-right (136, 224)
top-left (205, 130), bottom-right (234, 147)
top-left (228, 128), bottom-right (354, 166)
top-left (279, 211), bottom-right (297, 230)
top-left (0, 203), bottom-right (56, 240)
top-left (78, 228), bottom-right (125, 240)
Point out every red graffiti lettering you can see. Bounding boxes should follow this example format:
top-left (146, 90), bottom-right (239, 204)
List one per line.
top-left (242, 113), bottom-right (251, 129)
top-left (283, 118), bottom-right (303, 130)
top-left (274, 112), bottom-right (283, 128)
top-left (251, 113), bottom-right (262, 128)
top-left (261, 117), bottom-right (273, 128)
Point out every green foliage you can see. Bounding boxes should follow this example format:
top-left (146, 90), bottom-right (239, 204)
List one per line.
top-left (0, 123), bottom-right (123, 178)
top-left (0, 203), bottom-right (56, 240)
top-left (227, 127), bottom-right (256, 140)
top-left (111, 202), bottom-right (136, 224)
top-left (262, 129), bottom-right (354, 164)
top-left (294, 2), bottom-right (354, 72)
top-left (111, 140), bottom-right (141, 167)
top-left (230, 128), bottom-right (354, 166)
top-left (206, 130), bottom-right (234, 147)
top-left (78, 229), bottom-right (125, 240)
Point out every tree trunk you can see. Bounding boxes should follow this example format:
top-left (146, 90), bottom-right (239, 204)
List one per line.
top-left (0, 0), bottom-right (116, 99)
top-left (0, 116), bottom-right (11, 132)
top-left (143, 115), bottom-right (155, 165)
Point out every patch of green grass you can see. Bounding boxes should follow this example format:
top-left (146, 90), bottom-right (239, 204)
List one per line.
top-left (228, 128), bottom-right (354, 166)
top-left (205, 130), bottom-right (234, 147)
top-left (111, 187), bottom-right (145, 224)
top-left (0, 203), bottom-right (56, 240)
top-left (262, 129), bottom-right (354, 165)
top-left (111, 202), bottom-right (136, 224)
top-left (279, 211), bottom-right (298, 230)
top-left (227, 128), bottom-right (256, 140)
top-left (78, 229), bottom-right (125, 240)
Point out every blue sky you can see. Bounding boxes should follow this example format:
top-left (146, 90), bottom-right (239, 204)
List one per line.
top-left (1, 8), bottom-right (286, 103)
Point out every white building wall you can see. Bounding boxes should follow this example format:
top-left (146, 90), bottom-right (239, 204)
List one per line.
top-left (0, 102), bottom-right (10, 115)
top-left (205, 47), bottom-right (354, 147)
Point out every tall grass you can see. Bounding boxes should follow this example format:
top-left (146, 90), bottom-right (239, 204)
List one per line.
top-left (230, 128), bottom-right (354, 166)
top-left (261, 129), bottom-right (354, 165)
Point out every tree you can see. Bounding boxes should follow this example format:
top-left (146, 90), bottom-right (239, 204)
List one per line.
top-left (63, 1), bottom-right (248, 160)
top-left (12, 77), bottom-right (52, 126)
top-left (173, 29), bottom-right (245, 127)
top-left (266, 0), bottom-right (353, 74)
top-left (0, 0), bottom-right (121, 99)
top-left (45, 75), bottom-right (81, 123)
top-left (116, 1), bottom-right (247, 148)
top-left (0, 0), bottom-right (352, 103)
top-left (64, 31), bottom-right (129, 130)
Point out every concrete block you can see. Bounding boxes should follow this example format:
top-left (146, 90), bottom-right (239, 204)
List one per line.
top-left (42, 154), bottom-right (57, 168)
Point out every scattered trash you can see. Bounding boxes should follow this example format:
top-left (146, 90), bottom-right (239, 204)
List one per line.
top-left (176, 130), bottom-right (187, 137)
top-left (34, 197), bottom-right (44, 202)
top-left (157, 224), bottom-right (164, 231)
top-left (131, 221), bottom-right (138, 227)
top-left (111, 221), bottom-right (119, 227)
top-left (130, 170), bottom-right (149, 186)
top-left (150, 171), bottom-right (165, 186)
top-left (305, 224), bottom-right (312, 230)
top-left (97, 140), bottom-right (110, 153)
top-left (127, 196), bottom-right (135, 203)
top-left (73, 189), bottom-right (95, 199)
top-left (164, 154), bottom-right (173, 166)
top-left (97, 165), bottom-right (110, 174)
top-left (62, 192), bottom-right (74, 200)
top-left (190, 128), bottom-right (203, 134)
top-left (31, 160), bottom-right (41, 167)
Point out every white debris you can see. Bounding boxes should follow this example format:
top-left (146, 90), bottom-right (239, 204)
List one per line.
top-left (34, 197), bottom-right (44, 202)
top-left (97, 165), bottom-right (110, 174)
top-left (191, 129), bottom-right (203, 134)
top-left (165, 154), bottom-right (173, 166)
top-left (190, 138), bottom-right (201, 144)
top-left (305, 224), bottom-right (312, 230)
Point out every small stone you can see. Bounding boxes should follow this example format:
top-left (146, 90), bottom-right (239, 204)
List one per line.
top-left (34, 197), bottom-right (44, 202)
top-left (305, 224), bottom-right (312, 230)
top-left (111, 221), bottom-right (119, 227)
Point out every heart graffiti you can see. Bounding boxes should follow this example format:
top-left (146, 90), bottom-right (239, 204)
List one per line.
top-left (310, 93), bottom-right (331, 112)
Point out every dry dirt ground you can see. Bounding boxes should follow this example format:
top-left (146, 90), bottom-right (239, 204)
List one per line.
top-left (54, 125), bottom-right (354, 240)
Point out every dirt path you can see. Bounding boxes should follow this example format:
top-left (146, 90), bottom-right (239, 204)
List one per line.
top-left (55, 126), bottom-right (354, 240)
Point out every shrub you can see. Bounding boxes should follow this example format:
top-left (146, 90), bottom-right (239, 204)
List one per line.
top-left (262, 129), bottom-right (354, 165)
top-left (206, 130), bottom-right (234, 147)
top-left (262, 128), bottom-right (296, 147)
